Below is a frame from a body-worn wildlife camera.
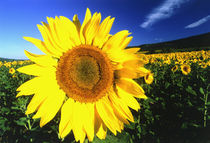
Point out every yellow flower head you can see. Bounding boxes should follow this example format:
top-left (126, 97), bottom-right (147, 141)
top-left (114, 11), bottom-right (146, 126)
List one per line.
top-left (9, 68), bottom-right (15, 74)
top-left (4, 62), bottom-right (11, 67)
top-left (12, 61), bottom-right (17, 65)
top-left (12, 74), bottom-right (17, 78)
top-left (200, 63), bottom-right (207, 69)
top-left (171, 65), bottom-right (178, 72)
top-left (18, 61), bottom-right (24, 65)
top-left (144, 70), bottom-right (154, 84)
top-left (180, 64), bottom-right (191, 75)
top-left (0, 61), bottom-right (3, 67)
top-left (16, 8), bottom-right (148, 142)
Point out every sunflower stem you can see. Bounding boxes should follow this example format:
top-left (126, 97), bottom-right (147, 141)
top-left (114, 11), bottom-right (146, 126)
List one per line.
top-left (27, 115), bottom-right (32, 130)
top-left (203, 84), bottom-right (209, 127)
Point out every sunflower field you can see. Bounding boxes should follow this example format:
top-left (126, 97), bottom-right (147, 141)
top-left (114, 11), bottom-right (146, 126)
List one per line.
top-left (0, 50), bottom-right (209, 143)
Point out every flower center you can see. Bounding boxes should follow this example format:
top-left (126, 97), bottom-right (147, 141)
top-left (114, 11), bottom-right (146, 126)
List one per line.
top-left (56, 45), bottom-right (113, 103)
top-left (70, 56), bottom-right (100, 90)
top-left (183, 66), bottom-right (188, 72)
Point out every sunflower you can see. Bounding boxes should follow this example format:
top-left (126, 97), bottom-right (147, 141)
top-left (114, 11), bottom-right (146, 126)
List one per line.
top-left (16, 8), bottom-right (149, 142)
top-left (4, 62), bottom-right (11, 68)
top-left (200, 63), bottom-right (207, 69)
top-left (171, 65), bottom-right (178, 72)
top-left (144, 70), bottom-right (154, 84)
top-left (0, 61), bottom-right (3, 67)
top-left (180, 64), bottom-right (191, 75)
top-left (9, 67), bottom-right (15, 74)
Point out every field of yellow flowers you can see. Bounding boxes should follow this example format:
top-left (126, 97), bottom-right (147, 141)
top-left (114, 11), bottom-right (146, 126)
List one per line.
top-left (0, 50), bottom-right (209, 143)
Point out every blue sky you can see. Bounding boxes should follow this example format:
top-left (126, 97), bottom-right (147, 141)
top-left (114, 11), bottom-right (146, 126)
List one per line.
top-left (0, 0), bottom-right (210, 59)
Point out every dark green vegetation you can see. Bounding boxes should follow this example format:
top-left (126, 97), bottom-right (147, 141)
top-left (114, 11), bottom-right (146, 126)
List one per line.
top-left (0, 60), bottom-right (209, 143)
top-left (0, 58), bottom-right (15, 62)
top-left (0, 58), bottom-right (25, 62)
top-left (131, 32), bottom-right (210, 54)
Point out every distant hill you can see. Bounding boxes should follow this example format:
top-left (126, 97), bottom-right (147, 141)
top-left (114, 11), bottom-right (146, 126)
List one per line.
top-left (0, 57), bottom-right (15, 62)
top-left (0, 57), bottom-right (26, 62)
top-left (131, 32), bottom-right (210, 54)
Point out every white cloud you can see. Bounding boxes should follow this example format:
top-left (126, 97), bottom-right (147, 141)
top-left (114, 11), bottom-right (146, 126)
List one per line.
top-left (154, 38), bottom-right (163, 42)
top-left (140, 0), bottom-right (189, 28)
top-left (185, 15), bottom-right (210, 28)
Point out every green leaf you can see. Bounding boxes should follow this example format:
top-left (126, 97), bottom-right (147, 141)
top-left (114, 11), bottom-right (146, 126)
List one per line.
top-left (11, 106), bottom-right (20, 110)
top-left (190, 123), bottom-right (200, 128)
top-left (165, 82), bottom-right (170, 89)
top-left (1, 107), bottom-right (10, 114)
top-left (15, 120), bottom-right (26, 126)
top-left (92, 133), bottom-right (130, 143)
top-left (14, 117), bottom-right (27, 126)
top-left (126, 122), bottom-right (135, 130)
top-left (181, 123), bottom-right (187, 129)
top-left (200, 97), bottom-right (205, 102)
top-left (186, 86), bottom-right (197, 96)
top-left (197, 107), bottom-right (204, 111)
top-left (177, 83), bottom-right (183, 87)
top-left (206, 101), bottom-right (210, 106)
top-left (199, 87), bottom-right (205, 95)
top-left (200, 76), bottom-right (205, 82)
top-left (19, 117), bottom-right (27, 121)
top-left (187, 101), bottom-right (193, 107)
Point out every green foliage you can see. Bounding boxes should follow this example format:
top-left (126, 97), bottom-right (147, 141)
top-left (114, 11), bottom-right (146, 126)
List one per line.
top-left (135, 62), bottom-right (210, 143)
top-left (0, 61), bottom-right (209, 143)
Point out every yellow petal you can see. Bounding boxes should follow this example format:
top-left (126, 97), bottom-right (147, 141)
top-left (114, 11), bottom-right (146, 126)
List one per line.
top-left (120, 36), bottom-right (133, 51)
top-left (96, 122), bottom-right (107, 139)
top-left (118, 120), bottom-right (124, 131)
top-left (72, 102), bottom-right (86, 143)
top-left (94, 106), bottom-right (107, 139)
top-left (24, 50), bottom-right (57, 67)
top-left (17, 64), bottom-right (55, 77)
top-left (104, 47), bottom-right (137, 64)
top-left (73, 14), bottom-right (81, 32)
top-left (84, 12), bottom-right (101, 45)
top-left (107, 48), bottom-right (137, 63)
top-left (103, 30), bottom-right (130, 51)
top-left (116, 85), bottom-right (140, 111)
top-left (53, 17), bottom-right (75, 50)
top-left (115, 68), bottom-right (140, 79)
top-left (116, 78), bottom-right (147, 99)
top-left (17, 64), bottom-right (39, 76)
top-left (110, 103), bottom-right (129, 125)
top-left (25, 92), bottom-right (48, 115)
top-left (136, 67), bottom-right (150, 77)
top-left (101, 30), bottom-right (136, 63)
top-left (80, 8), bottom-right (92, 44)
top-left (115, 66), bottom-right (149, 79)
top-left (16, 77), bottom-right (42, 97)
top-left (96, 96), bottom-right (120, 135)
top-left (59, 16), bottom-right (81, 46)
top-left (125, 48), bottom-right (140, 54)
top-left (93, 16), bottom-right (115, 48)
top-left (59, 98), bottom-right (74, 138)
top-left (33, 88), bottom-right (65, 127)
top-left (122, 59), bottom-right (145, 69)
top-left (37, 24), bottom-right (63, 56)
top-left (108, 88), bottom-right (134, 122)
top-left (82, 103), bottom-right (94, 141)
top-left (43, 18), bottom-right (67, 53)
top-left (23, 37), bottom-right (59, 57)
